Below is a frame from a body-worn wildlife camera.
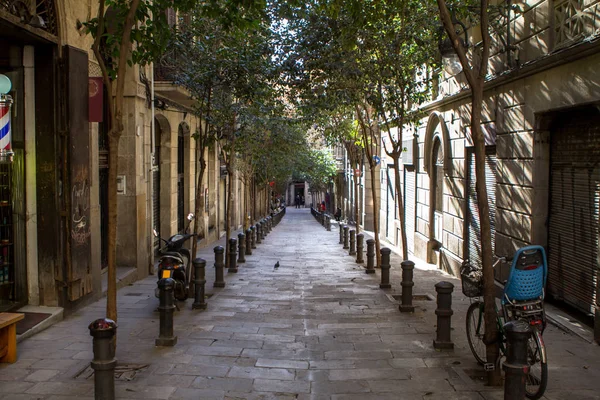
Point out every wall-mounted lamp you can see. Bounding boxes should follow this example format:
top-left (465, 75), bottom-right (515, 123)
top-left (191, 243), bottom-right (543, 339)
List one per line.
top-left (438, 17), bottom-right (468, 76)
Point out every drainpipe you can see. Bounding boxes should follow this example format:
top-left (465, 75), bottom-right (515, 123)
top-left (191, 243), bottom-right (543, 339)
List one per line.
top-left (149, 64), bottom-right (155, 275)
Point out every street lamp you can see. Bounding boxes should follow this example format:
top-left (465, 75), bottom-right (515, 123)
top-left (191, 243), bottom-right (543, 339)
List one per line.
top-left (438, 18), bottom-right (468, 77)
top-left (0, 74), bottom-right (14, 164)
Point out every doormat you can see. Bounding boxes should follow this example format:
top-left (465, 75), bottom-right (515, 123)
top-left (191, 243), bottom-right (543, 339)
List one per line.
top-left (16, 312), bottom-right (53, 335)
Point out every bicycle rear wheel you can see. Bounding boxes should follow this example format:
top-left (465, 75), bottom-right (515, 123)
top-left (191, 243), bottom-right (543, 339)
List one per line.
top-left (466, 301), bottom-right (487, 365)
top-left (525, 326), bottom-right (548, 399)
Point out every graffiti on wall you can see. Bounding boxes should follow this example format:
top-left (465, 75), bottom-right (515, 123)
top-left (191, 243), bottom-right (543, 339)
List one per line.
top-left (71, 165), bottom-right (91, 246)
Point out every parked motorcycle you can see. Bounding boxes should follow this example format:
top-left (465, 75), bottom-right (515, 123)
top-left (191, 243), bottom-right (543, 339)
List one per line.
top-left (153, 213), bottom-right (195, 301)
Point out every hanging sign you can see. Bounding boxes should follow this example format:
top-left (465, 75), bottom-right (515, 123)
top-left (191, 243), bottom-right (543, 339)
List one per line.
top-left (0, 74), bottom-right (14, 164)
top-left (89, 77), bottom-right (104, 123)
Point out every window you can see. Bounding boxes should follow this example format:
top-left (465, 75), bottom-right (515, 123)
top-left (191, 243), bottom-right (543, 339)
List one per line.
top-left (554, 0), bottom-right (600, 48)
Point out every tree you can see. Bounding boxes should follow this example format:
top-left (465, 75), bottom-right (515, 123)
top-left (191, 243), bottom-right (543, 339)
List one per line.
top-left (86, 0), bottom-right (196, 330)
top-left (436, 0), bottom-right (501, 386)
top-left (86, 0), bottom-right (266, 341)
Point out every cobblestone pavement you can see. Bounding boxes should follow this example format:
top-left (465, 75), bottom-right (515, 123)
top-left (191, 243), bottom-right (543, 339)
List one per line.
top-left (1, 207), bottom-right (600, 399)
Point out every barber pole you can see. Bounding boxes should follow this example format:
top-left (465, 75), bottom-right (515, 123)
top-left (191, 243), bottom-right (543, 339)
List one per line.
top-left (0, 94), bottom-right (13, 164)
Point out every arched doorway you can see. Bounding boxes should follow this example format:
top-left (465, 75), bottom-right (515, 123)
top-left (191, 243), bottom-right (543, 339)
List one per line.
top-left (431, 138), bottom-right (444, 245)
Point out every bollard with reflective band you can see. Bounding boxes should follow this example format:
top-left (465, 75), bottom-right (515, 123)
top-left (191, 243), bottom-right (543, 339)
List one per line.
top-left (356, 233), bottom-right (364, 263)
top-left (245, 229), bottom-right (252, 255)
top-left (366, 239), bottom-right (375, 274)
top-left (399, 260), bottom-right (415, 313)
top-left (213, 246), bottom-right (225, 288)
top-left (343, 226), bottom-right (349, 249)
top-left (192, 258), bottom-right (207, 310)
top-left (250, 226), bottom-right (257, 249)
top-left (156, 278), bottom-right (177, 346)
top-left (379, 248), bottom-right (392, 289)
top-left (228, 238), bottom-right (238, 273)
top-left (349, 230), bottom-right (356, 256)
top-left (89, 318), bottom-right (117, 400)
top-left (0, 92), bottom-right (15, 164)
top-left (433, 281), bottom-right (454, 350)
top-left (503, 320), bottom-right (532, 400)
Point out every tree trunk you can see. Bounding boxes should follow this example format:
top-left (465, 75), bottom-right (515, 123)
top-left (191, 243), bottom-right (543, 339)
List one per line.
top-left (353, 173), bottom-right (360, 231)
top-left (368, 160), bottom-right (381, 267)
top-left (472, 87), bottom-right (502, 386)
top-left (106, 134), bottom-right (120, 322)
top-left (393, 155), bottom-right (408, 260)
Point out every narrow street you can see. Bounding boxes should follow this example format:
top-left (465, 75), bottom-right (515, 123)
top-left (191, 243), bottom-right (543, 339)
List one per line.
top-left (1, 208), bottom-right (599, 399)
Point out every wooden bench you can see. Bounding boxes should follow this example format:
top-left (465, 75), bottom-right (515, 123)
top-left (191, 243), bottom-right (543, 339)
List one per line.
top-left (0, 312), bottom-right (24, 363)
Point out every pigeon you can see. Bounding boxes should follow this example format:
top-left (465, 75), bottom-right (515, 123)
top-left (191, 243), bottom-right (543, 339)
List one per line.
top-left (274, 261), bottom-right (280, 269)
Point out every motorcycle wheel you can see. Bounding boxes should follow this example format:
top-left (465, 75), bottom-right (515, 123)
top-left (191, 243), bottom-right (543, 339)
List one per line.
top-left (174, 280), bottom-right (188, 301)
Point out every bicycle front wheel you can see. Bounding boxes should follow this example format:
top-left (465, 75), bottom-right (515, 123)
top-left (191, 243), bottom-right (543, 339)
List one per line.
top-left (466, 301), bottom-right (487, 365)
top-left (525, 326), bottom-right (548, 399)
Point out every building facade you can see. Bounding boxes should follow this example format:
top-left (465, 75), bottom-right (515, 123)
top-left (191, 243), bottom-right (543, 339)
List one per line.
top-left (380, 0), bottom-right (600, 340)
top-left (0, 1), bottom-right (248, 315)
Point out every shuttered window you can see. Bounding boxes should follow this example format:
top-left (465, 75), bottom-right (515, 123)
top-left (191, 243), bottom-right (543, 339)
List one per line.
top-left (467, 147), bottom-right (497, 270)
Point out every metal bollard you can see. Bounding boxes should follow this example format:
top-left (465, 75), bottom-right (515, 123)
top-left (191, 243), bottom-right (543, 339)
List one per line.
top-left (343, 226), bottom-right (349, 249)
top-left (339, 224), bottom-right (344, 244)
top-left (238, 233), bottom-right (246, 263)
top-left (261, 220), bottom-right (266, 238)
top-left (356, 233), bottom-right (364, 263)
top-left (245, 229), bottom-right (252, 255)
top-left (379, 248), bottom-right (392, 289)
top-left (349, 230), bottom-right (356, 256)
top-left (251, 226), bottom-right (257, 249)
top-left (327, 217), bottom-right (331, 231)
top-left (213, 246), bottom-right (225, 288)
top-left (503, 320), bottom-right (532, 400)
top-left (156, 278), bottom-right (177, 346)
top-left (228, 238), bottom-right (238, 273)
top-left (192, 258), bottom-right (207, 310)
top-left (366, 239), bottom-right (375, 274)
top-left (399, 260), bottom-right (415, 313)
top-left (433, 281), bottom-right (454, 350)
top-left (89, 318), bottom-right (117, 400)
top-left (268, 216), bottom-right (272, 232)
top-left (256, 222), bottom-right (262, 244)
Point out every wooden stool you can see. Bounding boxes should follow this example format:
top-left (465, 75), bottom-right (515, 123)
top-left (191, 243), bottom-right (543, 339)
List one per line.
top-left (0, 312), bottom-right (24, 363)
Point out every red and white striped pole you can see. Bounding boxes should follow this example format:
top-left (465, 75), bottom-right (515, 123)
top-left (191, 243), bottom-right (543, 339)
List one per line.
top-left (0, 74), bottom-right (14, 164)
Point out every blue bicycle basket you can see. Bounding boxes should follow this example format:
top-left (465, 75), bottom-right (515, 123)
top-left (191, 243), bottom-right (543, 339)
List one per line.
top-left (502, 245), bottom-right (547, 304)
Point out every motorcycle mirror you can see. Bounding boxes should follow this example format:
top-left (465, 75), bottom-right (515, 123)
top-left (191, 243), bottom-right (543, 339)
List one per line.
top-left (187, 213), bottom-right (194, 221)
top-left (153, 229), bottom-right (159, 237)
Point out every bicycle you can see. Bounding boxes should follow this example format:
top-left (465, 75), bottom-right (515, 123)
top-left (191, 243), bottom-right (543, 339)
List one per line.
top-left (461, 245), bottom-right (548, 400)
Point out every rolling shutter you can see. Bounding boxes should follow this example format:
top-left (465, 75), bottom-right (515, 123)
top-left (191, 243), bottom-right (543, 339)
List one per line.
top-left (467, 147), bottom-right (497, 269)
top-left (548, 112), bottom-right (600, 316)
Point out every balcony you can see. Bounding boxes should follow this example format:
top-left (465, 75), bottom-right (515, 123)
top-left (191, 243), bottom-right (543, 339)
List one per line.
top-left (153, 50), bottom-right (194, 109)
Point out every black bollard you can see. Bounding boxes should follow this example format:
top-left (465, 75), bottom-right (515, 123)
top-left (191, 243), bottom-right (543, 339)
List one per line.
top-left (339, 224), bottom-right (344, 244)
top-left (366, 239), bottom-right (375, 274)
top-left (261, 220), bottom-right (266, 238)
top-left (89, 318), bottom-right (117, 400)
top-left (256, 222), bottom-right (262, 244)
top-left (433, 281), bottom-right (454, 350)
top-left (327, 217), bottom-right (331, 232)
top-left (356, 233), bottom-right (364, 263)
top-left (192, 258), bottom-right (207, 310)
top-left (343, 226), bottom-right (349, 249)
top-left (213, 246), bottom-right (225, 288)
top-left (251, 226), bottom-right (257, 249)
top-left (399, 260), bottom-right (415, 313)
top-left (245, 229), bottom-right (252, 255)
top-left (156, 278), bottom-right (177, 346)
top-left (503, 320), bottom-right (532, 400)
top-left (238, 233), bottom-right (246, 263)
top-left (349, 230), bottom-right (356, 256)
top-left (379, 248), bottom-right (392, 289)
top-left (228, 238), bottom-right (238, 273)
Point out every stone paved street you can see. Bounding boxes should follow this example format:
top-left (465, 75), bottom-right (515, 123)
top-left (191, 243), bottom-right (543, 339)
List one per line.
top-left (1, 207), bottom-right (600, 399)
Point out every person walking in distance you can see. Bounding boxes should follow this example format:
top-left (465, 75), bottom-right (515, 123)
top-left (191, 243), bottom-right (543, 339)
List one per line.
top-left (295, 195), bottom-right (301, 209)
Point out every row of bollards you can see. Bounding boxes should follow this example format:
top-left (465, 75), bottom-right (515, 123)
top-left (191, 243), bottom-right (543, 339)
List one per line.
top-left (310, 206), bottom-right (332, 231)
